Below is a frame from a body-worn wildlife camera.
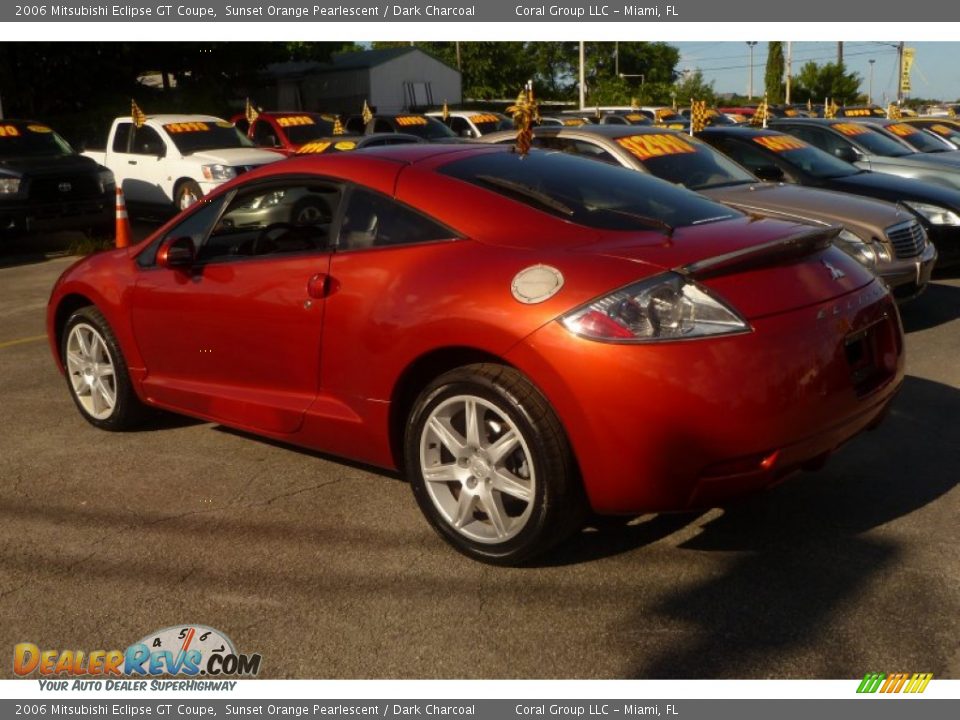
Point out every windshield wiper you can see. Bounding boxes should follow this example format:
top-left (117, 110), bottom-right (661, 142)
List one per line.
top-left (595, 207), bottom-right (675, 235)
top-left (475, 175), bottom-right (575, 217)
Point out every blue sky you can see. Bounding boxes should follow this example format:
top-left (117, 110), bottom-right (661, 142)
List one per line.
top-left (673, 42), bottom-right (959, 102)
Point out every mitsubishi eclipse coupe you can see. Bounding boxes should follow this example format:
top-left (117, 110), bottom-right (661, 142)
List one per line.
top-left (47, 144), bottom-right (905, 565)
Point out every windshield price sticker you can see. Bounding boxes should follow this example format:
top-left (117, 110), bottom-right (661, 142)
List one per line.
top-left (297, 141), bottom-right (332, 154)
top-left (27, 124), bottom-right (53, 133)
top-left (277, 116), bottom-right (315, 127)
top-left (470, 114), bottom-right (501, 123)
top-left (562, 118), bottom-right (588, 126)
top-left (785, 109), bottom-right (800, 117)
top-left (396, 116), bottom-right (428, 126)
top-left (334, 141), bottom-right (357, 150)
top-left (617, 134), bottom-right (698, 161)
top-left (886, 123), bottom-right (919, 136)
top-left (625, 113), bottom-right (646, 122)
top-left (931, 124), bottom-right (956, 136)
top-left (753, 135), bottom-right (808, 152)
top-left (0, 124), bottom-right (22, 137)
top-left (834, 123), bottom-right (870, 136)
top-left (165, 122), bottom-right (211, 133)
top-left (843, 108), bottom-right (874, 117)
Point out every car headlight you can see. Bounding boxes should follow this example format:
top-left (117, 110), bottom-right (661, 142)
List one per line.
top-left (0, 177), bottom-right (21, 194)
top-left (97, 169), bottom-right (115, 193)
top-left (201, 164), bottom-right (237, 181)
top-left (247, 190), bottom-right (286, 210)
top-left (561, 272), bottom-right (750, 343)
top-left (903, 201), bottom-right (960, 225)
top-left (835, 229), bottom-right (887, 267)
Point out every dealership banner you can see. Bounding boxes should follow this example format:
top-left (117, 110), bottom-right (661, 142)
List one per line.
top-left (1, 700), bottom-right (957, 719)
top-left (5, 0), bottom-right (960, 22)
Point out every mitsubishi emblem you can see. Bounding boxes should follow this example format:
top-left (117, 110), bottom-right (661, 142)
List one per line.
top-left (822, 259), bottom-right (845, 280)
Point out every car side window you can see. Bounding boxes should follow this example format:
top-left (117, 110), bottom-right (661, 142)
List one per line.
top-left (131, 126), bottom-right (165, 156)
top-left (112, 123), bottom-right (132, 153)
top-left (197, 183), bottom-right (341, 263)
top-left (345, 116), bottom-right (365, 134)
top-left (252, 120), bottom-right (279, 148)
top-left (338, 187), bottom-right (456, 251)
top-left (450, 117), bottom-right (471, 137)
top-left (374, 119), bottom-right (393, 133)
top-left (532, 136), bottom-right (621, 166)
top-left (718, 138), bottom-right (792, 181)
top-left (787, 126), bottom-right (834, 152)
top-left (137, 195), bottom-right (230, 268)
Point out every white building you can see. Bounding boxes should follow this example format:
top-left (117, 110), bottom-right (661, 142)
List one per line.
top-left (266, 47), bottom-right (462, 115)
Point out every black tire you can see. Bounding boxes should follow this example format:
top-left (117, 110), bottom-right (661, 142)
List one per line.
top-left (405, 363), bottom-right (584, 565)
top-left (174, 180), bottom-right (203, 212)
top-left (61, 306), bottom-right (147, 431)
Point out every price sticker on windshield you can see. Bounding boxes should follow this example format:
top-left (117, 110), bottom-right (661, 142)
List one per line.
top-left (297, 141), bottom-right (333, 154)
top-left (0, 124), bottom-right (22, 137)
top-left (931, 124), bottom-right (956, 136)
top-left (470, 114), bottom-right (500, 124)
top-left (396, 116), bottom-right (428, 126)
top-left (617, 134), bottom-right (697, 161)
top-left (625, 113), bottom-right (647, 122)
top-left (165, 122), bottom-right (211, 133)
top-left (843, 108), bottom-right (873, 117)
top-left (753, 135), bottom-right (808, 152)
top-left (886, 123), bottom-right (919, 137)
top-left (277, 116), bottom-right (315, 127)
top-left (27, 124), bottom-right (53, 133)
top-left (562, 118), bottom-right (588, 126)
top-left (834, 123), bottom-right (870, 136)
top-left (334, 141), bottom-right (357, 151)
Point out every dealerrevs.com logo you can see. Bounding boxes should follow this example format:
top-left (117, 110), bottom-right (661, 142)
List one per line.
top-left (14, 625), bottom-right (261, 688)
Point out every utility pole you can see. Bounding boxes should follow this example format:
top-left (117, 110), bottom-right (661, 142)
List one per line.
top-left (615, 41), bottom-right (619, 78)
top-left (579, 41), bottom-right (586, 110)
top-left (785, 41), bottom-right (792, 104)
top-left (837, 41), bottom-right (844, 66)
top-left (746, 41), bottom-right (757, 99)
top-left (455, 41), bottom-right (461, 72)
top-left (868, 59), bottom-right (875, 104)
top-left (897, 41), bottom-right (904, 104)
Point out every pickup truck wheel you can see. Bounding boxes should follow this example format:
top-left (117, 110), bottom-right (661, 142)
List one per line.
top-left (175, 181), bottom-right (203, 211)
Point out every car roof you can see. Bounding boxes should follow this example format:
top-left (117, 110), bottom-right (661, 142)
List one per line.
top-left (530, 124), bottom-right (691, 140)
top-left (697, 126), bottom-right (788, 138)
top-left (142, 114), bottom-right (227, 124)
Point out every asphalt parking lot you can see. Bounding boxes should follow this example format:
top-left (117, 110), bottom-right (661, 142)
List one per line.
top-left (1, 230), bottom-right (958, 680)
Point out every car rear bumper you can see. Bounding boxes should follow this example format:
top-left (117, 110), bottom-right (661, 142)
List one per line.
top-left (507, 279), bottom-right (905, 514)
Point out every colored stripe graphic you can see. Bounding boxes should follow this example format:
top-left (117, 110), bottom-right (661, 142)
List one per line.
top-left (857, 672), bottom-right (932, 693)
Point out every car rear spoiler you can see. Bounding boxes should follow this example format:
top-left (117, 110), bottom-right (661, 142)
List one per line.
top-left (677, 225), bottom-right (840, 280)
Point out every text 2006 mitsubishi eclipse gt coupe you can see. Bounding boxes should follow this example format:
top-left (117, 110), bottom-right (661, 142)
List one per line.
top-left (47, 144), bottom-right (905, 565)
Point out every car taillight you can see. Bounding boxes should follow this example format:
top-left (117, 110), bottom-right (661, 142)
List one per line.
top-left (561, 271), bottom-right (750, 343)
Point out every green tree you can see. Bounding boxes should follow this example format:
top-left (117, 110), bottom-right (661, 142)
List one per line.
top-left (673, 70), bottom-right (716, 105)
top-left (792, 61), bottom-right (863, 104)
top-left (765, 42), bottom-right (785, 104)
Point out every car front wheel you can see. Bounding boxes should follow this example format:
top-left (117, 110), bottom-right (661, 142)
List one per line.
top-left (62, 306), bottom-right (145, 430)
top-left (405, 364), bottom-right (583, 565)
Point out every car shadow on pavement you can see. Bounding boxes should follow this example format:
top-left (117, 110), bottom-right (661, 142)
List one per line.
top-left (595, 374), bottom-right (957, 678)
top-left (899, 280), bottom-right (960, 333)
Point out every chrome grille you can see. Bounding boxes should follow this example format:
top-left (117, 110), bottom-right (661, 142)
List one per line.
top-left (884, 220), bottom-right (926, 259)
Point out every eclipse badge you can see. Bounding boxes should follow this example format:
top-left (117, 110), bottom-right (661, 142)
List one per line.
top-left (822, 260), bottom-right (846, 281)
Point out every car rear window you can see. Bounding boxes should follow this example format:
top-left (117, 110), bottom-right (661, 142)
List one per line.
top-left (438, 149), bottom-right (741, 231)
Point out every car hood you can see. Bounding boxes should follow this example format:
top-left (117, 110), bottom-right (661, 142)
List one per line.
top-left (700, 182), bottom-right (905, 240)
top-left (0, 153), bottom-right (104, 177)
top-left (186, 148), bottom-right (283, 167)
top-left (833, 170), bottom-right (960, 210)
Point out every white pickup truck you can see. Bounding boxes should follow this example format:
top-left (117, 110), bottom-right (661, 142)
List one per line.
top-left (83, 114), bottom-right (283, 211)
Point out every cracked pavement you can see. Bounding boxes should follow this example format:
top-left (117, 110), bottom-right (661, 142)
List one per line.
top-left (0, 237), bottom-right (958, 679)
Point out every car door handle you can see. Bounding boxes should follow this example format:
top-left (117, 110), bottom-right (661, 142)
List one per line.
top-left (128, 160), bottom-right (138, 165)
top-left (306, 273), bottom-right (331, 299)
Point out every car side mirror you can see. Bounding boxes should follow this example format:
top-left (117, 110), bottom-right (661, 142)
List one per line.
top-left (156, 236), bottom-right (195, 269)
top-left (753, 165), bottom-right (784, 182)
top-left (834, 146), bottom-right (859, 163)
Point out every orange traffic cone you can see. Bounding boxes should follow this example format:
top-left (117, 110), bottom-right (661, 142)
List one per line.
top-left (115, 187), bottom-right (132, 249)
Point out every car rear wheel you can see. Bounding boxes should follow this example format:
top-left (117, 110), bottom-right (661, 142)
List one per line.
top-left (405, 364), bottom-right (584, 565)
top-left (62, 306), bottom-right (146, 430)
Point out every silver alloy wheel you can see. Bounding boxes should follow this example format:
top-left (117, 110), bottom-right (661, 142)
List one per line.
top-left (65, 323), bottom-right (117, 420)
top-left (419, 394), bottom-right (536, 543)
